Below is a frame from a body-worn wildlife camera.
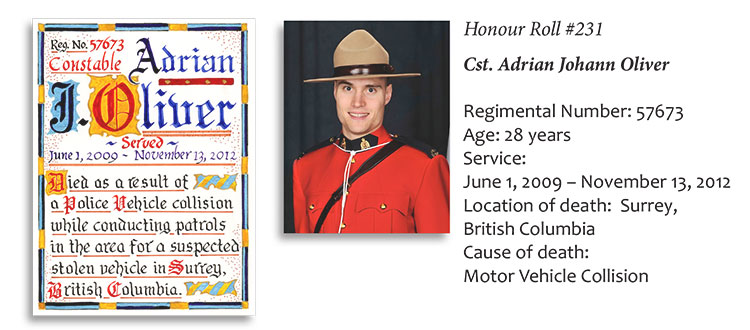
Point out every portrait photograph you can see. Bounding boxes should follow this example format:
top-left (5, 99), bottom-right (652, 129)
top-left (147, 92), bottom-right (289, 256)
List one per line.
top-left (283, 21), bottom-right (450, 233)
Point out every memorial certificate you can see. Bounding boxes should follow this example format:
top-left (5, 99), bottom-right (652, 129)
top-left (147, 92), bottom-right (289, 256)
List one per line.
top-left (32, 19), bottom-right (255, 315)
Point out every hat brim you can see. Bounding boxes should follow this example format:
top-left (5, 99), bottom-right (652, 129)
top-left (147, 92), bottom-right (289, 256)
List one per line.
top-left (304, 73), bottom-right (420, 83)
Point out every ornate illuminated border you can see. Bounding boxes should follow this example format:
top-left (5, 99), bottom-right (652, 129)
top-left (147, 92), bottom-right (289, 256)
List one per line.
top-left (35, 22), bottom-right (250, 311)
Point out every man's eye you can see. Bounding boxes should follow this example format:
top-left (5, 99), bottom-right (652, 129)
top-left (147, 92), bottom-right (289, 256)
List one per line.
top-left (343, 86), bottom-right (352, 91)
top-left (367, 87), bottom-right (376, 93)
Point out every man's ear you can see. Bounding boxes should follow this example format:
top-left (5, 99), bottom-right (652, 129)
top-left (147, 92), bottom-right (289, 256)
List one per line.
top-left (332, 81), bottom-right (337, 97)
top-left (384, 84), bottom-right (393, 105)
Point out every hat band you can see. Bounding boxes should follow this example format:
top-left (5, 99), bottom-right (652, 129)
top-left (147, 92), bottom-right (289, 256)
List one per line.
top-left (333, 64), bottom-right (395, 77)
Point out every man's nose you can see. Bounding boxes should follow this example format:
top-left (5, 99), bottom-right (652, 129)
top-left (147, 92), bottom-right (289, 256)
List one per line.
top-left (352, 91), bottom-right (366, 108)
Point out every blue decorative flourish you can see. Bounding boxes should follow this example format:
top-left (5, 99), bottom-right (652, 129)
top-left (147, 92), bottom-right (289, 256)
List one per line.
top-left (47, 80), bottom-right (81, 134)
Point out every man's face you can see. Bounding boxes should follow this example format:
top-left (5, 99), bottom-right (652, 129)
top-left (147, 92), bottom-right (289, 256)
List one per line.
top-left (334, 78), bottom-right (392, 140)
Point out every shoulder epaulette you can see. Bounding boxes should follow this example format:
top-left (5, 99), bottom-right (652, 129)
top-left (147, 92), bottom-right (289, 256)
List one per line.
top-left (391, 134), bottom-right (440, 158)
top-left (297, 136), bottom-right (336, 159)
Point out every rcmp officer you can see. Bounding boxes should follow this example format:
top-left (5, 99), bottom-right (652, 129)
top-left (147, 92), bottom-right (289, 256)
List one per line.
top-left (293, 29), bottom-right (450, 233)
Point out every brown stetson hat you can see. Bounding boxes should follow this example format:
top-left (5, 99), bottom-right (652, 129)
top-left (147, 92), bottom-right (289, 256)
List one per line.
top-left (304, 29), bottom-right (421, 83)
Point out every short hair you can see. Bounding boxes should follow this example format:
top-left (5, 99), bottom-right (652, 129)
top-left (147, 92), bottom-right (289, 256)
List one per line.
top-left (333, 78), bottom-right (391, 86)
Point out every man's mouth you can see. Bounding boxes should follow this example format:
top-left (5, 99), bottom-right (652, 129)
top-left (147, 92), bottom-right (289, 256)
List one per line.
top-left (349, 112), bottom-right (369, 119)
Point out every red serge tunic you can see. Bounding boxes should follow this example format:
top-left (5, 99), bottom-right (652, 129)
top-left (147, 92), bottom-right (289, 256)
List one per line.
top-left (293, 126), bottom-right (449, 233)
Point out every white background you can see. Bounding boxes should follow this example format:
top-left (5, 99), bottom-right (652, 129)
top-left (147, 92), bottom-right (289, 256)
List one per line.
top-left (4, 0), bottom-right (749, 328)
top-left (33, 22), bottom-right (253, 315)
